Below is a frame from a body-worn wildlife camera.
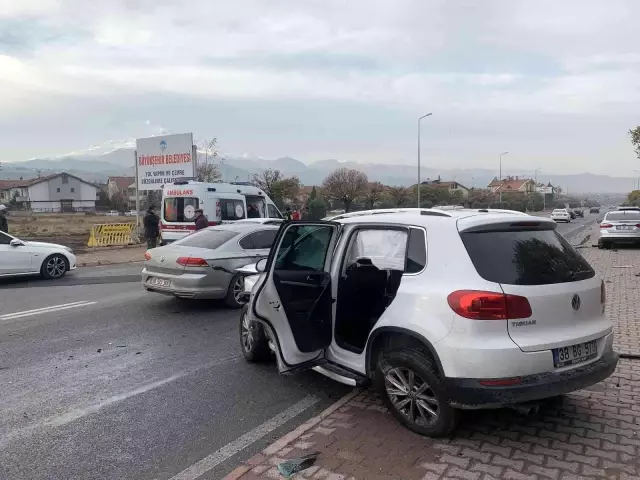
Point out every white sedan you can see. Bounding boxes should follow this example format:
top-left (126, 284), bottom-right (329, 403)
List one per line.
top-left (550, 209), bottom-right (571, 223)
top-left (0, 231), bottom-right (77, 279)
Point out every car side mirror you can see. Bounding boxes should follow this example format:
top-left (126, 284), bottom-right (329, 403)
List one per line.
top-left (10, 239), bottom-right (23, 247)
top-left (256, 258), bottom-right (268, 273)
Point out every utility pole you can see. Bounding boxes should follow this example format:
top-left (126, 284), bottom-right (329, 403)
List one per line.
top-left (499, 152), bottom-right (508, 204)
top-left (417, 113), bottom-right (432, 207)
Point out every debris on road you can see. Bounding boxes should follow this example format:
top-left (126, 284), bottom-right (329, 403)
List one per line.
top-left (97, 349), bottom-right (102, 353)
top-left (277, 453), bottom-right (319, 478)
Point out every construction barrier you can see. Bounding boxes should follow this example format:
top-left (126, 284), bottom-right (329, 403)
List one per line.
top-left (87, 223), bottom-right (138, 247)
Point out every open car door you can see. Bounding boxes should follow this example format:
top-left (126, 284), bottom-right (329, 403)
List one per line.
top-left (252, 221), bottom-right (341, 374)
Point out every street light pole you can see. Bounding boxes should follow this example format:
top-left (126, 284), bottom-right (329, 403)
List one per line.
top-left (634, 170), bottom-right (639, 191)
top-left (417, 113), bottom-right (433, 207)
top-left (499, 151), bottom-right (508, 204)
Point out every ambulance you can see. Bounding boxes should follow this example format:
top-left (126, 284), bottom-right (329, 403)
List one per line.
top-left (160, 180), bottom-right (283, 243)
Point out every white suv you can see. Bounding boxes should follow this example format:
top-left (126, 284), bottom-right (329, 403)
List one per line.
top-left (238, 209), bottom-right (618, 437)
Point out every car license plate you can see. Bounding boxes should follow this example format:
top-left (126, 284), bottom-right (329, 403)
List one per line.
top-left (148, 277), bottom-right (170, 287)
top-left (553, 340), bottom-right (597, 368)
top-left (616, 225), bottom-right (633, 230)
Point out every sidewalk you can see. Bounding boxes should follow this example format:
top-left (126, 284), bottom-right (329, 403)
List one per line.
top-left (227, 225), bottom-right (640, 480)
top-left (75, 245), bottom-right (146, 267)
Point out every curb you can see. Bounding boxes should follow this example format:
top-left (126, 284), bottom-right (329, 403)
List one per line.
top-left (78, 260), bottom-right (145, 268)
top-left (222, 389), bottom-right (360, 480)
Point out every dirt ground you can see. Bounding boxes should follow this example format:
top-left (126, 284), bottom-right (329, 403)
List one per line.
top-left (8, 213), bottom-right (136, 238)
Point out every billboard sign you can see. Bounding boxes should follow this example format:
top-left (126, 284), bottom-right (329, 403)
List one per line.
top-left (136, 133), bottom-right (195, 190)
top-left (537, 186), bottom-right (553, 195)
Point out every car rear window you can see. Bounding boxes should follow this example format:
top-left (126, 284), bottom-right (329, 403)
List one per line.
top-left (605, 212), bottom-right (640, 221)
top-left (173, 229), bottom-right (238, 249)
top-left (460, 229), bottom-right (595, 285)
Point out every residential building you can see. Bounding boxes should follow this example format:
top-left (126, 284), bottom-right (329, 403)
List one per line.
top-left (426, 179), bottom-right (470, 198)
top-left (488, 177), bottom-right (536, 195)
top-left (107, 176), bottom-right (136, 200)
top-left (0, 179), bottom-right (31, 209)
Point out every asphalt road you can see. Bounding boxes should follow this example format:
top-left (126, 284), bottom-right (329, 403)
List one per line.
top-left (0, 210), bottom-right (601, 480)
top-left (0, 266), bottom-right (350, 480)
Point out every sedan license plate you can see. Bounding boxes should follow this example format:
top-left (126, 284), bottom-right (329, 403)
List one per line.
top-left (553, 340), bottom-right (597, 368)
top-left (148, 277), bottom-right (170, 287)
top-left (616, 225), bottom-right (633, 230)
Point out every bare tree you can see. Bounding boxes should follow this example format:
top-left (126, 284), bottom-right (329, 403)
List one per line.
top-left (196, 162), bottom-right (222, 182)
top-left (252, 169), bottom-right (283, 198)
top-left (322, 168), bottom-right (368, 212)
top-left (387, 186), bottom-right (408, 207)
top-left (630, 126), bottom-right (640, 160)
top-left (196, 137), bottom-right (222, 182)
top-left (364, 182), bottom-right (385, 209)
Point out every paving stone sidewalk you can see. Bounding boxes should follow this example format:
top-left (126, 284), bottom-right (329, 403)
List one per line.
top-left (225, 224), bottom-right (640, 480)
top-left (75, 245), bottom-right (146, 267)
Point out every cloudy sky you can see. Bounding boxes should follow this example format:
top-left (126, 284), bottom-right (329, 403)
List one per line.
top-left (1, 0), bottom-right (639, 175)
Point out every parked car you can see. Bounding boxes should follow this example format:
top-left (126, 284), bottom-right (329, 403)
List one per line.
top-left (106, 210), bottom-right (120, 216)
top-left (573, 209), bottom-right (584, 218)
top-left (598, 210), bottom-right (640, 249)
top-left (589, 207), bottom-right (600, 214)
top-left (550, 209), bottom-right (571, 223)
top-left (238, 210), bottom-right (617, 437)
top-left (124, 210), bottom-right (139, 216)
top-left (0, 231), bottom-right (76, 279)
top-left (235, 218), bottom-right (284, 225)
top-left (142, 224), bottom-right (280, 307)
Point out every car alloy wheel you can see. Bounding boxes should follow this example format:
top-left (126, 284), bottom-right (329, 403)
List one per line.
top-left (384, 367), bottom-right (440, 426)
top-left (233, 276), bottom-right (245, 304)
top-left (45, 255), bottom-right (67, 278)
top-left (241, 311), bottom-right (253, 352)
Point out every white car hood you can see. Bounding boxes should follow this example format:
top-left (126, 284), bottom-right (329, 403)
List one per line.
top-left (24, 240), bottom-right (69, 250)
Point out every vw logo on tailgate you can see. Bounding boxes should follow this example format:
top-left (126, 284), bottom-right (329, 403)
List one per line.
top-left (571, 294), bottom-right (581, 311)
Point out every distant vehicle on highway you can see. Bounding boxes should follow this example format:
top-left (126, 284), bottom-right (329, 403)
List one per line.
top-left (598, 210), bottom-right (640, 249)
top-left (124, 210), bottom-right (139, 216)
top-left (608, 205), bottom-right (617, 210)
top-left (551, 209), bottom-right (571, 223)
top-left (590, 207), bottom-right (600, 214)
top-left (573, 209), bottom-right (584, 218)
top-left (142, 224), bottom-right (280, 308)
top-left (106, 210), bottom-right (120, 216)
top-left (0, 231), bottom-right (76, 279)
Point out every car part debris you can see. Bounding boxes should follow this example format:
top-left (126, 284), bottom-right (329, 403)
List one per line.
top-left (277, 453), bottom-right (319, 478)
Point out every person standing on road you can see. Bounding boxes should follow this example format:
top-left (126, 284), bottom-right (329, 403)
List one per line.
top-left (0, 204), bottom-right (8, 233)
top-left (144, 205), bottom-right (160, 249)
top-left (284, 206), bottom-right (293, 221)
top-left (194, 208), bottom-right (208, 231)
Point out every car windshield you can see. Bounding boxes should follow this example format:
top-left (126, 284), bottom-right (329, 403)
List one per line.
top-left (172, 229), bottom-right (238, 249)
top-left (605, 212), bottom-right (640, 221)
top-left (460, 228), bottom-right (595, 285)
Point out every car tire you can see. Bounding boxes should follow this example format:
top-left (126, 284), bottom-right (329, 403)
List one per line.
top-left (225, 274), bottom-right (246, 309)
top-left (376, 349), bottom-right (458, 437)
top-left (598, 240), bottom-right (611, 250)
top-left (239, 305), bottom-right (271, 362)
top-left (41, 254), bottom-right (69, 280)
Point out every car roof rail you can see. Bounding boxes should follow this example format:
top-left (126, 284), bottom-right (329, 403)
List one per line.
top-left (420, 210), bottom-right (451, 217)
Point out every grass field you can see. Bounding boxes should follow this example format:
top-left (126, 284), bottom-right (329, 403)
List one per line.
top-left (8, 213), bottom-right (136, 238)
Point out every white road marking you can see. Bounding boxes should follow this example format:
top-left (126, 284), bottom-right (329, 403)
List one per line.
top-left (0, 355), bottom-right (243, 448)
top-left (168, 396), bottom-right (320, 480)
top-left (0, 301), bottom-right (97, 320)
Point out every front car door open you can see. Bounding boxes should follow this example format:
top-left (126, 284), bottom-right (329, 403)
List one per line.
top-left (252, 221), bottom-right (341, 373)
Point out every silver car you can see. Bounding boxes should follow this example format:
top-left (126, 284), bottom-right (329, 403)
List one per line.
top-left (142, 224), bottom-right (280, 307)
top-left (598, 210), bottom-right (640, 248)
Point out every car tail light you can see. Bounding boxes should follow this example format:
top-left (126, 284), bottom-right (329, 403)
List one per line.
top-left (636, 224), bottom-right (640, 228)
top-left (176, 257), bottom-right (209, 267)
top-left (600, 223), bottom-right (613, 228)
top-left (144, 251), bottom-right (152, 260)
top-left (601, 280), bottom-right (606, 313)
top-left (447, 290), bottom-right (532, 320)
